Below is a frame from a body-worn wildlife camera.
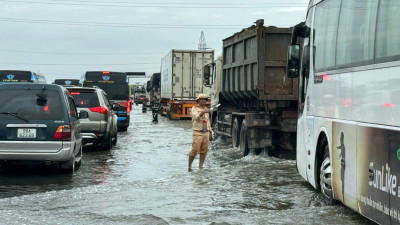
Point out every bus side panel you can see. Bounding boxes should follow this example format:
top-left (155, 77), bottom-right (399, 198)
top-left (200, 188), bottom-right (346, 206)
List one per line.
top-left (356, 125), bottom-right (390, 225)
top-left (389, 132), bottom-right (400, 225)
top-left (332, 121), bottom-right (357, 209)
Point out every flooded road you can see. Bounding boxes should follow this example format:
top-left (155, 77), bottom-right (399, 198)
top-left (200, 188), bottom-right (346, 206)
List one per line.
top-left (0, 106), bottom-right (374, 225)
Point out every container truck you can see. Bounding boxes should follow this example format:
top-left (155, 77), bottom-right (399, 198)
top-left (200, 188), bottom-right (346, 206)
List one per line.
top-left (204, 19), bottom-right (298, 156)
top-left (160, 50), bottom-right (214, 120)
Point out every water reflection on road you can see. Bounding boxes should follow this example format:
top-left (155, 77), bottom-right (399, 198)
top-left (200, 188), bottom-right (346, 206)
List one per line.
top-left (0, 106), bottom-right (374, 224)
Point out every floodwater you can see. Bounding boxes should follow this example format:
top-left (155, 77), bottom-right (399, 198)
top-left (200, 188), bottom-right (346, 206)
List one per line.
top-left (0, 106), bottom-right (374, 225)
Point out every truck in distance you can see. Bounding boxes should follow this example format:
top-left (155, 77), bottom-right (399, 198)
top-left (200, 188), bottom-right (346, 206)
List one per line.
top-left (160, 49), bottom-right (214, 120)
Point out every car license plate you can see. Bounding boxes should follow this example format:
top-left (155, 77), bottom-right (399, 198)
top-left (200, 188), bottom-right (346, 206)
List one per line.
top-left (17, 128), bottom-right (36, 138)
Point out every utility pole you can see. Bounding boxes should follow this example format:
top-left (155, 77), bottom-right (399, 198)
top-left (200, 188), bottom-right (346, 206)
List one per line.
top-left (198, 31), bottom-right (207, 50)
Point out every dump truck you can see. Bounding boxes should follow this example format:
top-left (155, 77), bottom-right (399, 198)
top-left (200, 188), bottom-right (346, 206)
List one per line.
top-left (160, 49), bottom-right (214, 120)
top-left (204, 19), bottom-right (298, 156)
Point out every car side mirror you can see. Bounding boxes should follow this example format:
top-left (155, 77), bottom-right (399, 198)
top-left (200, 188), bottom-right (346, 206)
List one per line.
top-left (287, 44), bottom-right (300, 78)
top-left (78, 110), bottom-right (89, 119)
top-left (112, 103), bottom-right (120, 110)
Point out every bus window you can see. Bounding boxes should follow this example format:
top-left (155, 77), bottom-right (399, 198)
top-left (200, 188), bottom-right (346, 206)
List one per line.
top-left (376, 0), bottom-right (400, 63)
top-left (313, 0), bottom-right (341, 72)
top-left (0, 70), bottom-right (46, 84)
top-left (336, 1), bottom-right (377, 68)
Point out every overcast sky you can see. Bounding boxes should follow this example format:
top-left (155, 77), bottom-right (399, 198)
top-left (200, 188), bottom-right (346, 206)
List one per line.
top-left (1, 0), bottom-right (309, 84)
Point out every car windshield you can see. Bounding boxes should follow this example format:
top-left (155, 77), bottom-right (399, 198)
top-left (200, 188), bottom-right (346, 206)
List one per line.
top-left (0, 89), bottom-right (64, 120)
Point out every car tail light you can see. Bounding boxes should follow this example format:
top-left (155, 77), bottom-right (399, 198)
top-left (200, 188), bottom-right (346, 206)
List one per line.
top-left (89, 106), bottom-right (108, 114)
top-left (54, 125), bottom-right (71, 140)
top-left (70, 92), bottom-right (80, 95)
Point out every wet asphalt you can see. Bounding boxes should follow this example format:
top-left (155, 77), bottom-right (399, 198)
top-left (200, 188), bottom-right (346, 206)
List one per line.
top-left (0, 105), bottom-right (374, 225)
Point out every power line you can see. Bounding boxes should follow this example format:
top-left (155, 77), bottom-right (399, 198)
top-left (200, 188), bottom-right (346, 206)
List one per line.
top-left (33, 0), bottom-right (307, 5)
top-left (0, 17), bottom-right (247, 27)
top-left (0, 61), bottom-right (161, 65)
top-left (0, 17), bottom-right (294, 28)
top-left (47, 67), bottom-right (161, 74)
top-left (0, 0), bottom-right (307, 8)
top-left (0, 49), bottom-right (166, 55)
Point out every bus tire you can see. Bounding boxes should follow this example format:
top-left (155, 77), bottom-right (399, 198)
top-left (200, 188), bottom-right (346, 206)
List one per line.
top-left (320, 144), bottom-right (336, 205)
top-left (240, 120), bottom-right (250, 157)
top-left (232, 118), bottom-right (240, 147)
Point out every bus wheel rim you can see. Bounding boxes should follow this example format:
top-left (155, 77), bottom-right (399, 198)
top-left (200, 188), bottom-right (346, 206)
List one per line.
top-left (320, 156), bottom-right (333, 199)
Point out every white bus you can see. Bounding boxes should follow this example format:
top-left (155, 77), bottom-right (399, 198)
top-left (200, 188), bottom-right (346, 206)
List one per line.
top-left (287, 0), bottom-right (400, 224)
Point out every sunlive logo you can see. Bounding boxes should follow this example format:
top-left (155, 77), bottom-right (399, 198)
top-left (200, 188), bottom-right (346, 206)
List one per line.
top-left (65, 81), bottom-right (72, 85)
top-left (102, 75), bottom-right (110, 81)
top-left (7, 74), bottom-right (14, 80)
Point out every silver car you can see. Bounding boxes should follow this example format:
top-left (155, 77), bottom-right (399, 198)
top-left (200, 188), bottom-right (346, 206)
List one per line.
top-left (0, 84), bottom-right (85, 173)
top-left (67, 86), bottom-right (118, 150)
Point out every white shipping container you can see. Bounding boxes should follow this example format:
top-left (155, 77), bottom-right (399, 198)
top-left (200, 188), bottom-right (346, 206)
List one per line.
top-left (161, 49), bottom-right (214, 100)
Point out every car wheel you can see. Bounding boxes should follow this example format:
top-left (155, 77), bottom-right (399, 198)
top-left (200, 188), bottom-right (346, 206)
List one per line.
top-left (320, 143), bottom-right (336, 205)
top-left (240, 119), bottom-right (250, 157)
top-left (60, 154), bottom-right (75, 173)
top-left (112, 130), bottom-right (118, 145)
top-left (103, 133), bottom-right (112, 150)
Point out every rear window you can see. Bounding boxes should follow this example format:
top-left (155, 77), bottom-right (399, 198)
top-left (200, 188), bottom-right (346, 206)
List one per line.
top-left (69, 91), bottom-right (100, 108)
top-left (83, 83), bottom-right (129, 100)
top-left (54, 79), bottom-right (80, 86)
top-left (0, 71), bottom-right (31, 82)
top-left (0, 89), bottom-right (64, 120)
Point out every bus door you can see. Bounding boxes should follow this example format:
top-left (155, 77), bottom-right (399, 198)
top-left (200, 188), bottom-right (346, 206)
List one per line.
top-left (296, 16), bottom-right (314, 185)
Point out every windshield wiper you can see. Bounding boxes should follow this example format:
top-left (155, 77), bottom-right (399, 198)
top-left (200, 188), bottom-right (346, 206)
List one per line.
top-left (0, 112), bottom-right (29, 123)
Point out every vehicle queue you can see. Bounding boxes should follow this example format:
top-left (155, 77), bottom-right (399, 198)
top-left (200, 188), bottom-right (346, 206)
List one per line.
top-left (0, 70), bottom-right (136, 174)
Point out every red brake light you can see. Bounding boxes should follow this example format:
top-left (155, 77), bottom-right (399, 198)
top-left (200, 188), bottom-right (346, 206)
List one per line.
top-left (54, 125), bottom-right (71, 140)
top-left (127, 100), bottom-right (131, 113)
top-left (102, 71), bottom-right (110, 74)
top-left (70, 92), bottom-right (80, 95)
top-left (89, 106), bottom-right (108, 114)
top-left (44, 106), bottom-right (49, 111)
